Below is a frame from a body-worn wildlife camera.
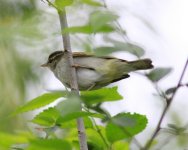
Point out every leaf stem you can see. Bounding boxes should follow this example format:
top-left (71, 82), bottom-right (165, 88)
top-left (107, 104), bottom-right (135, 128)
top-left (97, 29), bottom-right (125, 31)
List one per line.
top-left (92, 117), bottom-right (110, 148)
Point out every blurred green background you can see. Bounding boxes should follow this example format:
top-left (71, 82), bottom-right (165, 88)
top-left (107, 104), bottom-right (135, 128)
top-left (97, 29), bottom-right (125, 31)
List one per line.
top-left (0, 0), bottom-right (45, 132)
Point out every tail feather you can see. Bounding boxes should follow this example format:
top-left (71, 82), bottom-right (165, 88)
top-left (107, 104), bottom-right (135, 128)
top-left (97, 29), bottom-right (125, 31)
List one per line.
top-left (128, 59), bottom-right (153, 70)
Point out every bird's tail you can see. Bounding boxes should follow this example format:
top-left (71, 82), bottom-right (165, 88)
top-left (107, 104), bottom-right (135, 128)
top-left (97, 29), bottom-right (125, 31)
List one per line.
top-left (127, 59), bottom-right (153, 71)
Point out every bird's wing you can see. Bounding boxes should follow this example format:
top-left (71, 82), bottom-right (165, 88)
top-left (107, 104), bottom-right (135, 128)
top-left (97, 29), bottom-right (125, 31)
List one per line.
top-left (73, 52), bottom-right (117, 59)
top-left (110, 74), bottom-right (130, 83)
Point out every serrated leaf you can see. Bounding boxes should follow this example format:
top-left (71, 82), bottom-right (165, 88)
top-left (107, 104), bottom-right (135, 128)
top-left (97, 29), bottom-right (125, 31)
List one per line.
top-left (27, 139), bottom-right (71, 150)
top-left (31, 107), bottom-right (60, 127)
top-left (55, 0), bottom-right (73, 9)
top-left (106, 113), bottom-right (148, 143)
top-left (81, 87), bottom-right (123, 105)
top-left (147, 67), bottom-right (172, 82)
top-left (14, 92), bottom-right (66, 114)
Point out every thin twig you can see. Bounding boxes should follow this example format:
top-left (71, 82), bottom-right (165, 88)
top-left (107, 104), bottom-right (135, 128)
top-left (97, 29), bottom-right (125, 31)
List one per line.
top-left (82, 106), bottom-right (110, 148)
top-left (92, 117), bottom-right (110, 148)
top-left (42, 0), bottom-right (60, 10)
top-left (43, 1), bottom-right (88, 149)
top-left (143, 58), bottom-right (188, 150)
top-left (154, 83), bottom-right (168, 101)
top-left (180, 83), bottom-right (188, 87)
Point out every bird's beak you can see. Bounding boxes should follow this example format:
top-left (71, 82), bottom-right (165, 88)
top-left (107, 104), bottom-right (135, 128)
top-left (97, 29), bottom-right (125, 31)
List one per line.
top-left (41, 63), bottom-right (48, 67)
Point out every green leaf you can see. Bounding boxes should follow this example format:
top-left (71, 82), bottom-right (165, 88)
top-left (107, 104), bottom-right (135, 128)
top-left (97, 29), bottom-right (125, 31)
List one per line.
top-left (64, 24), bottom-right (114, 34)
top-left (58, 116), bottom-right (94, 128)
top-left (94, 46), bottom-right (118, 56)
top-left (89, 11), bottom-right (118, 32)
top-left (94, 44), bottom-right (145, 57)
top-left (31, 107), bottom-right (60, 127)
top-left (14, 92), bottom-right (65, 114)
top-left (27, 139), bottom-right (71, 150)
top-left (106, 113), bottom-right (148, 143)
top-left (104, 37), bottom-right (145, 57)
top-left (93, 24), bottom-right (115, 33)
top-left (80, 0), bottom-right (102, 6)
top-left (86, 128), bottom-right (107, 150)
top-left (63, 11), bottom-right (117, 34)
top-left (83, 117), bottom-right (94, 128)
top-left (55, 95), bottom-right (103, 124)
top-left (56, 95), bottom-right (81, 116)
top-left (55, 0), bottom-right (73, 9)
top-left (56, 111), bottom-right (103, 124)
top-left (123, 43), bottom-right (145, 57)
top-left (112, 141), bottom-right (129, 150)
top-left (31, 106), bottom-right (96, 128)
top-left (81, 87), bottom-right (123, 105)
top-left (147, 67), bottom-right (172, 82)
top-left (63, 25), bottom-right (93, 34)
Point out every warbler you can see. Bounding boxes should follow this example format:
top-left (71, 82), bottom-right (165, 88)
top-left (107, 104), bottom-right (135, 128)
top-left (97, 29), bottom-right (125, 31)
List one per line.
top-left (41, 51), bottom-right (153, 90)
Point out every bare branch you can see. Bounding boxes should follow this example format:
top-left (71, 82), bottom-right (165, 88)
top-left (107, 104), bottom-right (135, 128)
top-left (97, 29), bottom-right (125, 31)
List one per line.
top-left (58, 9), bottom-right (88, 150)
top-left (143, 57), bottom-right (188, 150)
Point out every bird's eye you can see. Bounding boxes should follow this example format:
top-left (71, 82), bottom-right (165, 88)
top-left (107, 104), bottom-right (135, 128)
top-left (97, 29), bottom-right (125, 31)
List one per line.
top-left (48, 58), bottom-right (54, 63)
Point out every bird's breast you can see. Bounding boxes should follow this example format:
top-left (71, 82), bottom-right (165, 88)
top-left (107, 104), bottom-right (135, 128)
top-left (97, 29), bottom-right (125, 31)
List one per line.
top-left (54, 61), bottom-right (101, 90)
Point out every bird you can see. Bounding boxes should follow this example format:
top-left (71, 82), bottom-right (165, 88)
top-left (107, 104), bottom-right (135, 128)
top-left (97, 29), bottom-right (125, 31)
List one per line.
top-left (41, 51), bottom-right (153, 91)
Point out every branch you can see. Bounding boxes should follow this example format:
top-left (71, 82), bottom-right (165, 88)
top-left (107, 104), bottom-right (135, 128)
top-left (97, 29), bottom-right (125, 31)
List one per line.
top-left (143, 57), bottom-right (188, 150)
top-left (43, 1), bottom-right (88, 149)
top-left (58, 9), bottom-right (88, 150)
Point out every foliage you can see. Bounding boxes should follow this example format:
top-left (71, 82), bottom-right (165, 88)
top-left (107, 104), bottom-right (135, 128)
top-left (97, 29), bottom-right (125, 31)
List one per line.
top-left (10, 86), bottom-right (148, 150)
top-left (106, 113), bottom-right (148, 143)
top-left (146, 67), bottom-right (172, 82)
top-left (0, 0), bottom-right (46, 132)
